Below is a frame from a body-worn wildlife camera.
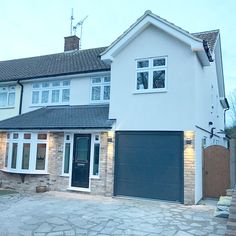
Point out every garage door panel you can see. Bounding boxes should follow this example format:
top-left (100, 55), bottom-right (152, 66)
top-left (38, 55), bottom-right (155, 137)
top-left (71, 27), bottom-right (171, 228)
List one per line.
top-left (116, 180), bottom-right (181, 201)
top-left (116, 164), bottom-right (181, 183)
top-left (114, 131), bottom-right (184, 202)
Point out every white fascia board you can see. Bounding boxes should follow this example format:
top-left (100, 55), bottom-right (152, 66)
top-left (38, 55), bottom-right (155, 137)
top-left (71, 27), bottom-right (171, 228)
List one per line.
top-left (101, 14), bottom-right (204, 62)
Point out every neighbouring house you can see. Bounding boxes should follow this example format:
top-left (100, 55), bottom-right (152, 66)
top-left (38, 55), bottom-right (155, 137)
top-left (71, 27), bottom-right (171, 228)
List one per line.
top-left (0, 11), bottom-right (229, 204)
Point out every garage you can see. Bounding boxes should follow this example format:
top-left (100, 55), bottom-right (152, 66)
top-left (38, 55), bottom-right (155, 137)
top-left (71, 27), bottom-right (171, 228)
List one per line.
top-left (114, 131), bottom-right (184, 202)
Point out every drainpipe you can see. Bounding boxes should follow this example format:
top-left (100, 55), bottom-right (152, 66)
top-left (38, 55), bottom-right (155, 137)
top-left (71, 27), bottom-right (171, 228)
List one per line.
top-left (17, 80), bottom-right (23, 115)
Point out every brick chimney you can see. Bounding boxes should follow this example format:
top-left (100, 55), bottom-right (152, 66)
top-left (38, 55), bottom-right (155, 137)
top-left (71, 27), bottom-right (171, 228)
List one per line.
top-left (64, 35), bottom-right (80, 51)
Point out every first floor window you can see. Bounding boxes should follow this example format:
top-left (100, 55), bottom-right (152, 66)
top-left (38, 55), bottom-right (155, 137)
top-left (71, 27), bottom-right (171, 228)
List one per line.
top-left (31, 80), bottom-right (70, 105)
top-left (91, 76), bottom-right (110, 103)
top-left (5, 132), bottom-right (48, 173)
top-left (136, 57), bottom-right (167, 92)
top-left (0, 86), bottom-right (16, 107)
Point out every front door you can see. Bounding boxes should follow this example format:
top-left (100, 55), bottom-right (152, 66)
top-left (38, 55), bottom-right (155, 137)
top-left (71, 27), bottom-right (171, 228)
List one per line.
top-left (71, 134), bottom-right (91, 188)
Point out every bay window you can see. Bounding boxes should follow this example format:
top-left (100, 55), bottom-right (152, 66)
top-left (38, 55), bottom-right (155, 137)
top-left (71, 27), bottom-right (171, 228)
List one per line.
top-left (135, 57), bottom-right (167, 92)
top-left (31, 80), bottom-right (70, 106)
top-left (4, 132), bottom-right (48, 174)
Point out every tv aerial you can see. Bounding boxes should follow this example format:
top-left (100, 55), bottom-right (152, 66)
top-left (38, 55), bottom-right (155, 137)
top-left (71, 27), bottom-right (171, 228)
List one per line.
top-left (70, 8), bottom-right (88, 49)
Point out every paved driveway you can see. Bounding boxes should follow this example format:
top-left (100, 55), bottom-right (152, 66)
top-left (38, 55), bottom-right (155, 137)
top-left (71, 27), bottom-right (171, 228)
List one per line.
top-left (0, 191), bottom-right (227, 236)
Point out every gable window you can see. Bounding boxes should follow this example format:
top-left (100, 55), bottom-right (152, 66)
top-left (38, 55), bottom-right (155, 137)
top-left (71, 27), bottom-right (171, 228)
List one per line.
top-left (135, 57), bottom-right (167, 92)
top-left (4, 132), bottom-right (48, 174)
top-left (91, 76), bottom-right (110, 103)
top-left (0, 86), bottom-right (16, 107)
top-left (31, 80), bottom-right (70, 106)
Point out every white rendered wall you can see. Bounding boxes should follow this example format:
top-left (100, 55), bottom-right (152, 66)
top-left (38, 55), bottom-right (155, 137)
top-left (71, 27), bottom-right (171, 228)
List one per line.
top-left (109, 25), bottom-right (196, 131)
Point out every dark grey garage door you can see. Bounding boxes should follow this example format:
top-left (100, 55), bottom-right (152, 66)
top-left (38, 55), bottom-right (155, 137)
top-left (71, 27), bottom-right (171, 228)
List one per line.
top-left (114, 131), bottom-right (184, 203)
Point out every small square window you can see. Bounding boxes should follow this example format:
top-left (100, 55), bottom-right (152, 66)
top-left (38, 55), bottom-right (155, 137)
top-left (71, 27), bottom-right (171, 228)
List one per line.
top-left (33, 83), bottom-right (40, 89)
top-left (7, 133), bottom-right (10, 139)
top-left (66, 135), bottom-right (70, 141)
top-left (137, 60), bottom-right (149, 68)
top-left (42, 82), bottom-right (50, 88)
top-left (52, 81), bottom-right (60, 87)
top-left (38, 134), bottom-right (47, 140)
top-left (104, 76), bottom-right (110, 83)
top-left (24, 133), bottom-right (31, 139)
top-left (153, 58), bottom-right (165, 67)
top-left (63, 80), bottom-right (70, 86)
top-left (92, 77), bottom-right (101, 83)
top-left (13, 133), bottom-right (18, 139)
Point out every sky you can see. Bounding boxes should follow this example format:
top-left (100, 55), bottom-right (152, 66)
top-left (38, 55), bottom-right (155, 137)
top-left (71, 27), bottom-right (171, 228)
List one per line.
top-left (0, 1), bottom-right (235, 100)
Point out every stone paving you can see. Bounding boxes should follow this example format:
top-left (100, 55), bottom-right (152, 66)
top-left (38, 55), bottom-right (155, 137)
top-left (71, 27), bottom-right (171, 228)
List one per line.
top-left (0, 191), bottom-right (227, 236)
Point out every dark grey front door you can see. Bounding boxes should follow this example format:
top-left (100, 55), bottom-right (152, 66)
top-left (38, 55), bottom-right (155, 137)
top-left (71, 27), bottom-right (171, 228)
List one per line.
top-left (71, 134), bottom-right (91, 188)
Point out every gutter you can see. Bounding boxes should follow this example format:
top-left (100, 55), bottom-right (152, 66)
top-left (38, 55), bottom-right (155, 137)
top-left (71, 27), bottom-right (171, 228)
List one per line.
top-left (17, 80), bottom-right (23, 115)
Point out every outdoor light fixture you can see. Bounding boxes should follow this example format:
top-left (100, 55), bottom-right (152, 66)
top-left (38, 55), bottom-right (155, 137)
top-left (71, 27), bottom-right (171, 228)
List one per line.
top-left (185, 138), bottom-right (193, 148)
top-left (107, 137), bottom-right (113, 143)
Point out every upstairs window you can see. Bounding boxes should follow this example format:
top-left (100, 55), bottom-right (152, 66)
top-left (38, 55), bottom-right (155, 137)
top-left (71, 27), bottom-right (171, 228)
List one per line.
top-left (91, 76), bottom-right (110, 103)
top-left (31, 80), bottom-right (70, 106)
top-left (0, 86), bottom-right (16, 108)
top-left (136, 57), bottom-right (167, 92)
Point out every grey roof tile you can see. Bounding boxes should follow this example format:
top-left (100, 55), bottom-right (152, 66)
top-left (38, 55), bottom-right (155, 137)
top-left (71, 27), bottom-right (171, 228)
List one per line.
top-left (0, 47), bottom-right (110, 82)
top-left (192, 30), bottom-right (219, 53)
top-left (0, 105), bottom-right (114, 130)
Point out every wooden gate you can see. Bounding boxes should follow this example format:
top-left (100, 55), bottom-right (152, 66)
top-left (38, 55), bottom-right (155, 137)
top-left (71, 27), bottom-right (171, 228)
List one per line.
top-left (203, 145), bottom-right (230, 198)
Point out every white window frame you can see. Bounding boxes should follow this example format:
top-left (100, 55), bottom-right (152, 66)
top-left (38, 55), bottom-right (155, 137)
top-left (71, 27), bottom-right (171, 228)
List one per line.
top-left (135, 56), bottom-right (168, 93)
top-left (4, 132), bottom-right (48, 174)
top-left (0, 85), bottom-right (16, 108)
top-left (62, 133), bottom-right (73, 176)
top-left (31, 80), bottom-right (70, 106)
top-left (90, 76), bottom-right (110, 103)
top-left (90, 133), bottom-right (101, 178)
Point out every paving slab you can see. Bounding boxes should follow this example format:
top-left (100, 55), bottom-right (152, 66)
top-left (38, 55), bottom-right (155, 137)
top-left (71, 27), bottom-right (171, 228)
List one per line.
top-left (0, 191), bottom-right (227, 236)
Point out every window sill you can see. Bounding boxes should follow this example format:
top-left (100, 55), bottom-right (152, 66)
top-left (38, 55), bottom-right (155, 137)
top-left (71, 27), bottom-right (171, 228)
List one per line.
top-left (0, 106), bottom-right (15, 109)
top-left (0, 168), bottom-right (49, 175)
top-left (90, 101), bottom-right (110, 104)
top-left (133, 89), bottom-right (167, 95)
top-left (60, 174), bottom-right (70, 177)
top-left (90, 175), bottom-right (100, 179)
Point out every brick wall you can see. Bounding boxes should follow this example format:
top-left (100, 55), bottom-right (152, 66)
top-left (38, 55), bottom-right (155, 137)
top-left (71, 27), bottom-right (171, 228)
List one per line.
top-left (184, 131), bottom-right (195, 204)
top-left (0, 132), bottom-right (113, 195)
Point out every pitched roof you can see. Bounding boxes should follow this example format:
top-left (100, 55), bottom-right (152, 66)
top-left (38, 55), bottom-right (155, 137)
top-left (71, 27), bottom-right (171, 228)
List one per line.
top-left (0, 47), bottom-right (110, 82)
top-left (0, 105), bottom-right (114, 130)
top-left (192, 30), bottom-right (219, 53)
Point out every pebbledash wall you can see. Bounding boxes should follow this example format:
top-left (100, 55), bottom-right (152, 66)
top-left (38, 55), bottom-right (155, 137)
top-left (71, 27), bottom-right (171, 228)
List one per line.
top-left (0, 132), bottom-right (115, 196)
